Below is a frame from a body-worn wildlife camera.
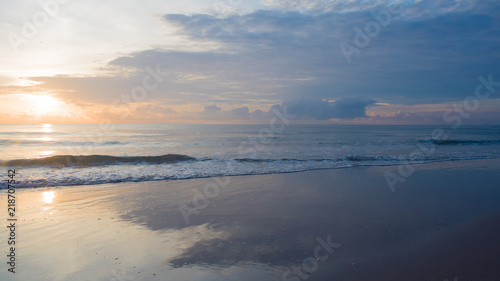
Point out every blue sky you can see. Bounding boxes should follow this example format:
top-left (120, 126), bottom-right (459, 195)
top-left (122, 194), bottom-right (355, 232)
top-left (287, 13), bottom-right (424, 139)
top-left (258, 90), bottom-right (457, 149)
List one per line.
top-left (1, 0), bottom-right (499, 124)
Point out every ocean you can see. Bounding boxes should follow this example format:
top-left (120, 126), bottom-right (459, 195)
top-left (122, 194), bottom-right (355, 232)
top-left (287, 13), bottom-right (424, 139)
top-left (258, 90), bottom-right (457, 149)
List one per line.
top-left (1, 124), bottom-right (500, 188)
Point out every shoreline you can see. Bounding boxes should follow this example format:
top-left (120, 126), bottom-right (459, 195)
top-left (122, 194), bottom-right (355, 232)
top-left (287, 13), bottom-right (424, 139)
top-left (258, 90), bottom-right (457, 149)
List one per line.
top-left (4, 156), bottom-right (500, 190)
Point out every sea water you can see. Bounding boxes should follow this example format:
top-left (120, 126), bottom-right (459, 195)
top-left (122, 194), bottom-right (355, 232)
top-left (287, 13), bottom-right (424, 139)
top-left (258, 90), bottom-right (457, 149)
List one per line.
top-left (1, 124), bottom-right (499, 188)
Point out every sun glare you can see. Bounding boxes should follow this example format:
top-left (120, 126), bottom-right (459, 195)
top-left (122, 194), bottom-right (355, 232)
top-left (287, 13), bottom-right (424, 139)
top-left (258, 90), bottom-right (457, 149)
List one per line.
top-left (25, 94), bottom-right (63, 116)
top-left (40, 151), bottom-right (55, 157)
top-left (42, 123), bottom-right (53, 132)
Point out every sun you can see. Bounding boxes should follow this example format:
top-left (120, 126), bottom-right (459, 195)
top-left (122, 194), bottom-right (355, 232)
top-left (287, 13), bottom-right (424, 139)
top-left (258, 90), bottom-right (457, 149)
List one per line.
top-left (25, 94), bottom-right (63, 116)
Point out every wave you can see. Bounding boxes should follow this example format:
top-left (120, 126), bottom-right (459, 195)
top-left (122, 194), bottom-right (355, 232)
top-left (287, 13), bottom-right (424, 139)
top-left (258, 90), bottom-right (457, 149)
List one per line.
top-left (1, 154), bottom-right (497, 188)
top-left (1, 153), bottom-right (490, 168)
top-left (417, 139), bottom-right (500, 146)
top-left (235, 156), bottom-right (419, 163)
top-left (0, 154), bottom-right (196, 167)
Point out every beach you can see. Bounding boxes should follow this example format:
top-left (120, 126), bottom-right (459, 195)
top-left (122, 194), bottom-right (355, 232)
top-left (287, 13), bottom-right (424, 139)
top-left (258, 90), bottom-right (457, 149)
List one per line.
top-left (1, 159), bottom-right (500, 281)
top-left (2, 0), bottom-right (500, 279)
top-left (2, 0), bottom-right (499, 278)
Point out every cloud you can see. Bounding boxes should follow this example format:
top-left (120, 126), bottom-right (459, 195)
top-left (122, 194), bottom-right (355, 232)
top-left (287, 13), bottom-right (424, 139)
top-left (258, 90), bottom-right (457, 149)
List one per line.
top-left (184, 98), bottom-right (374, 121)
top-left (160, 5), bottom-right (500, 103)
top-left (263, 0), bottom-right (476, 18)
top-left (4, 0), bottom-right (500, 123)
top-left (366, 109), bottom-right (500, 125)
top-left (194, 105), bottom-right (251, 120)
top-left (283, 97), bottom-right (376, 120)
top-left (23, 3), bottom-right (500, 106)
top-left (204, 104), bottom-right (222, 113)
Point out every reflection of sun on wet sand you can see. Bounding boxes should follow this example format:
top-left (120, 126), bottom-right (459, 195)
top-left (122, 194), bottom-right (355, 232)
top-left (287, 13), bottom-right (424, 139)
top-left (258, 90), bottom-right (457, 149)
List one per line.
top-left (42, 191), bottom-right (56, 204)
top-left (1, 159), bottom-right (500, 281)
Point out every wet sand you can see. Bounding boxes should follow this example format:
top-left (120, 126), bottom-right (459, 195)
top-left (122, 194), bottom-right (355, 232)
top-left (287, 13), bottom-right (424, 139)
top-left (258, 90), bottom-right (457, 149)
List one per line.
top-left (1, 159), bottom-right (500, 281)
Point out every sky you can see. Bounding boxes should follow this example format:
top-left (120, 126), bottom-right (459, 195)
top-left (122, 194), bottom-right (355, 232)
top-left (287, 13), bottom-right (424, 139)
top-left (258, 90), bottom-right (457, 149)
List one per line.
top-left (1, 0), bottom-right (499, 124)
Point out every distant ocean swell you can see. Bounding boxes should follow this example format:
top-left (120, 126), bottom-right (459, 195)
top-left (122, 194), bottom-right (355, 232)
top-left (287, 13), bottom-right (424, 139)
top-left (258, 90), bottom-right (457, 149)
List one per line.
top-left (416, 139), bottom-right (500, 145)
top-left (0, 139), bottom-right (130, 146)
top-left (3, 139), bottom-right (499, 147)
